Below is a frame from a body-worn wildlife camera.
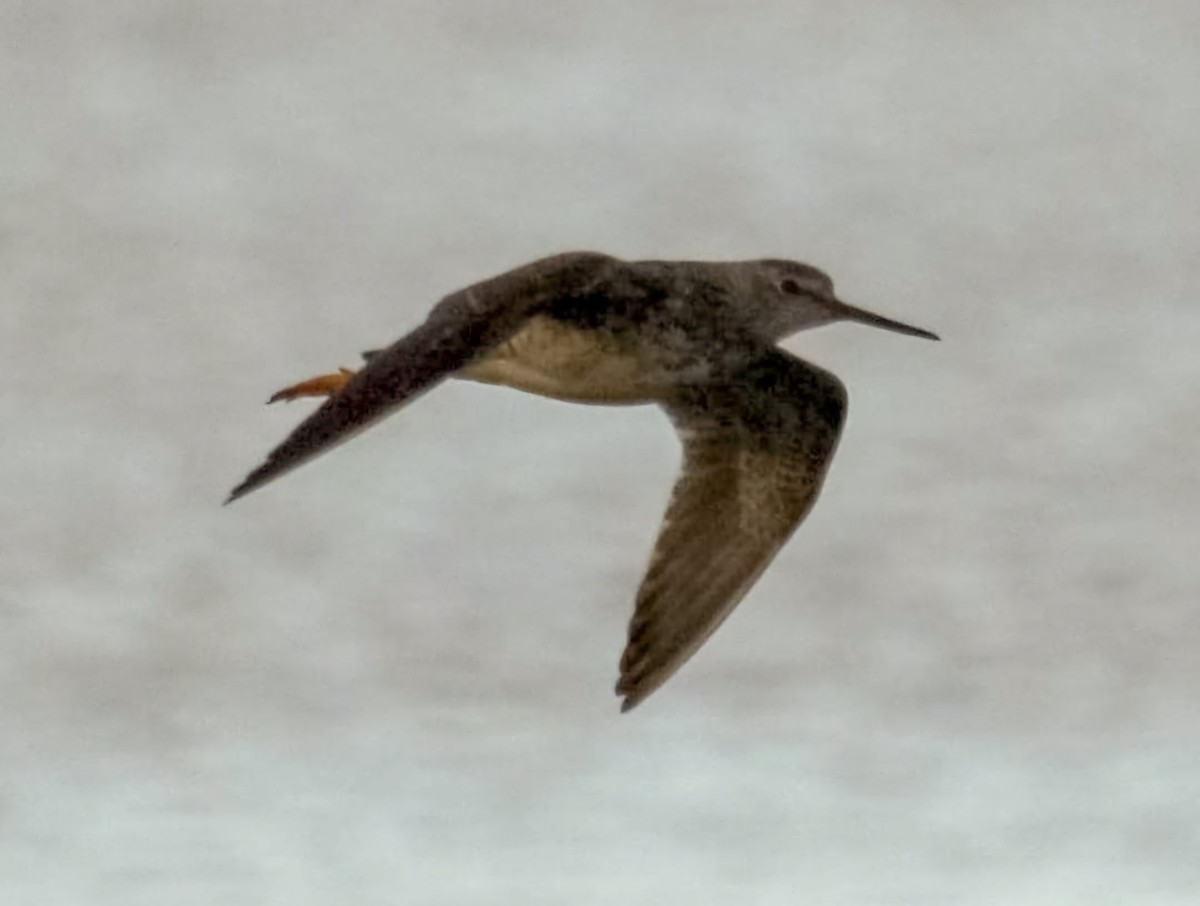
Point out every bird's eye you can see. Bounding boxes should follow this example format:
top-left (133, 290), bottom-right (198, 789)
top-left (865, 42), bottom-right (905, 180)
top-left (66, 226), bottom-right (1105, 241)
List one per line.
top-left (779, 278), bottom-right (802, 295)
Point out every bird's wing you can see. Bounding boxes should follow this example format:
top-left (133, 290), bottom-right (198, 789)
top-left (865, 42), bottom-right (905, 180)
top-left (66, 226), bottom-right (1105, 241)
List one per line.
top-left (227, 252), bottom-right (615, 503)
top-left (616, 348), bottom-right (848, 711)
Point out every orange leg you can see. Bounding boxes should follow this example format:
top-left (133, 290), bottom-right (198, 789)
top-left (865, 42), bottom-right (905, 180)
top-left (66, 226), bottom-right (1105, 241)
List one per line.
top-left (267, 367), bottom-right (356, 404)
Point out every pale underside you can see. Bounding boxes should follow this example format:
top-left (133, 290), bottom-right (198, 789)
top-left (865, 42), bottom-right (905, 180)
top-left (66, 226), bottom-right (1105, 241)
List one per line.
top-left (461, 315), bottom-right (662, 404)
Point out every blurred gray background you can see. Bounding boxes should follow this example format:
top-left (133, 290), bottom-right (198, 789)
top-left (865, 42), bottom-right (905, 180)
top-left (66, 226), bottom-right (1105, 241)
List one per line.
top-left (4, 2), bottom-right (1199, 903)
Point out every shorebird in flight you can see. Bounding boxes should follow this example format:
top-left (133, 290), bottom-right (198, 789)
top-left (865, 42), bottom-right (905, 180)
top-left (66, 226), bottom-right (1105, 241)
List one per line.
top-left (228, 252), bottom-right (938, 711)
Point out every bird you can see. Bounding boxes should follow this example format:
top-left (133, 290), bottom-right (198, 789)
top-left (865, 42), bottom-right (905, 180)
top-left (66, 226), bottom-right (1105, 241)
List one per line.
top-left (227, 252), bottom-right (938, 711)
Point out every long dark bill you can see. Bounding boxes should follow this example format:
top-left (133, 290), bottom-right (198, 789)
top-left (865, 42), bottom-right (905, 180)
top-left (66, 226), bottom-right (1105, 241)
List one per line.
top-left (836, 300), bottom-right (940, 341)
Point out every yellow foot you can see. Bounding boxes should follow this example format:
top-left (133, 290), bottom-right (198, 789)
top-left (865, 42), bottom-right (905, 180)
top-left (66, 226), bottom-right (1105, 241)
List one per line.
top-left (267, 367), bottom-right (356, 404)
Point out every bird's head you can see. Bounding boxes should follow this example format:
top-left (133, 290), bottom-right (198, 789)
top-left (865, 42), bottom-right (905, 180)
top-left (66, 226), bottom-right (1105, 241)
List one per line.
top-left (746, 259), bottom-right (940, 342)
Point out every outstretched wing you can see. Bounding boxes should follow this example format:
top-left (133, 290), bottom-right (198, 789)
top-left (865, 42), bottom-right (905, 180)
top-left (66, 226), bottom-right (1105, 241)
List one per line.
top-left (616, 348), bottom-right (849, 711)
top-left (227, 252), bottom-right (615, 503)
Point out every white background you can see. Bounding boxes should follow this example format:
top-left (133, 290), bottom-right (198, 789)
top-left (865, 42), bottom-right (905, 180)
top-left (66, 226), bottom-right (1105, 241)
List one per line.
top-left (4, 2), bottom-right (1199, 903)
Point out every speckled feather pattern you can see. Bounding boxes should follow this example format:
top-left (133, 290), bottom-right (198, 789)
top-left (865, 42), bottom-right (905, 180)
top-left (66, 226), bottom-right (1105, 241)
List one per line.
top-left (617, 351), bottom-right (847, 710)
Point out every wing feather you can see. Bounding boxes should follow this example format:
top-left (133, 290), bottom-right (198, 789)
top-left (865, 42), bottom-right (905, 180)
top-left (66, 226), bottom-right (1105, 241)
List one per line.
top-left (616, 349), bottom-right (848, 711)
top-left (227, 252), bottom-right (614, 503)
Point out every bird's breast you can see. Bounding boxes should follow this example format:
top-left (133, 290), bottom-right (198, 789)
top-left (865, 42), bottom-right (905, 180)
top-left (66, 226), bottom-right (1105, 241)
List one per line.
top-left (459, 316), bottom-right (666, 404)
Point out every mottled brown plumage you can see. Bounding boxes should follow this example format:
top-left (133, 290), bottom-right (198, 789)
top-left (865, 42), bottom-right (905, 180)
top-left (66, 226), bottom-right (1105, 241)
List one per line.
top-left (228, 251), bottom-right (938, 711)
